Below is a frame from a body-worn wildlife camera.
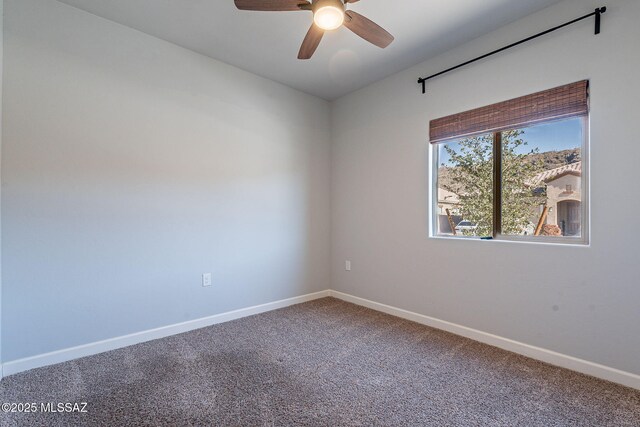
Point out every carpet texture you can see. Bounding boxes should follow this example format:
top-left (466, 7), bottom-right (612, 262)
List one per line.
top-left (1, 297), bottom-right (639, 426)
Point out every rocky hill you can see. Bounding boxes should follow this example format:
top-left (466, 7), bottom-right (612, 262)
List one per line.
top-left (527, 148), bottom-right (581, 170)
top-left (438, 148), bottom-right (581, 189)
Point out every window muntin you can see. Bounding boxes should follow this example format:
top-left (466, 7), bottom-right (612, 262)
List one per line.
top-left (434, 117), bottom-right (587, 243)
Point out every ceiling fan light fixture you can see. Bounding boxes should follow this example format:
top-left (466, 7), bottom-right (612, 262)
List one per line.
top-left (313, 0), bottom-right (344, 31)
top-left (234, 0), bottom-right (394, 60)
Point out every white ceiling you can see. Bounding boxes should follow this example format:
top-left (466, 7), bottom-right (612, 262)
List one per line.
top-left (56, 0), bottom-right (564, 100)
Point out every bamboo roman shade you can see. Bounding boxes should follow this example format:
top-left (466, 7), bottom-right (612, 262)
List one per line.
top-left (429, 80), bottom-right (589, 144)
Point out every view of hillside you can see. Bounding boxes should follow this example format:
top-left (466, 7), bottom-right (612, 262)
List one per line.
top-left (438, 148), bottom-right (581, 189)
top-left (527, 148), bottom-right (581, 169)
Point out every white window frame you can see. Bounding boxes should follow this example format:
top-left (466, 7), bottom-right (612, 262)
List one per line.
top-left (430, 116), bottom-right (589, 246)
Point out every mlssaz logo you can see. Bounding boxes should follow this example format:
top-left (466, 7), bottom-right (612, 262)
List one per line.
top-left (41, 402), bottom-right (88, 413)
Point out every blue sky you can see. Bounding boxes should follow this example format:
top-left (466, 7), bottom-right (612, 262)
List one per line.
top-left (518, 117), bottom-right (583, 153)
top-left (438, 117), bottom-right (583, 166)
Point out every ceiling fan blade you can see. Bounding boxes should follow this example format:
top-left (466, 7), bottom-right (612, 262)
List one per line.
top-left (298, 24), bottom-right (325, 60)
top-left (344, 0), bottom-right (360, 3)
top-left (234, 0), bottom-right (310, 11)
top-left (298, 24), bottom-right (324, 59)
top-left (343, 11), bottom-right (394, 48)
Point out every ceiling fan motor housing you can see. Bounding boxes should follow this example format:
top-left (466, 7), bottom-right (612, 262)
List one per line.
top-left (312, 0), bottom-right (345, 13)
top-left (312, 0), bottom-right (345, 30)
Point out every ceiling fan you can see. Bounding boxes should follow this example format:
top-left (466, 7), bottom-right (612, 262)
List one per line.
top-left (234, 0), bottom-right (394, 59)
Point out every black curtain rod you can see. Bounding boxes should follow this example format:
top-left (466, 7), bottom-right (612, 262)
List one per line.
top-left (417, 7), bottom-right (607, 94)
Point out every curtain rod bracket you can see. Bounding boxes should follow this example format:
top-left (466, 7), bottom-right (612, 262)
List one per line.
top-left (595, 7), bottom-right (606, 34)
top-left (417, 6), bottom-right (606, 94)
top-left (418, 78), bottom-right (426, 94)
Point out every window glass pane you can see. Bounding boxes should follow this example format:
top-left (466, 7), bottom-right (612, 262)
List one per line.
top-left (500, 118), bottom-right (583, 238)
top-left (436, 133), bottom-right (494, 237)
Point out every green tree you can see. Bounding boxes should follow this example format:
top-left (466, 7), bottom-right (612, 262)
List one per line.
top-left (442, 130), bottom-right (544, 236)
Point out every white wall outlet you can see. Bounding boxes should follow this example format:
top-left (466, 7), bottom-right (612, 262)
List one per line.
top-left (202, 273), bottom-right (212, 287)
top-left (345, 260), bottom-right (351, 271)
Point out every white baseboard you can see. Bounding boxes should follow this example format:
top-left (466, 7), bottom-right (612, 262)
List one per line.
top-left (328, 290), bottom-right (640, 390)
top-left (3, 288), bottom-right (639, 391)
top-left (1, 290), bottom-right (330, 378)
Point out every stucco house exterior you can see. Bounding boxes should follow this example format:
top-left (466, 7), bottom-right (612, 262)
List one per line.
top-left (532, 161), bottom-right (582, 236)
top-left (437, 187), bottom-right (460, 216)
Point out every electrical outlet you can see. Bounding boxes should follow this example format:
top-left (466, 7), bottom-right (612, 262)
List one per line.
top-left (345, 260), bottom-right (351, 271)
top-left (202, 273), bottom-right (212, 287)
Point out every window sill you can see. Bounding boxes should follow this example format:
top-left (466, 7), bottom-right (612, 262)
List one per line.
top-left (429, 234), bottom-right (590, 247)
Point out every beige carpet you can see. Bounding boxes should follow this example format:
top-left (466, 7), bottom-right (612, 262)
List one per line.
top-left (1, 297), bottom-right (639, 426)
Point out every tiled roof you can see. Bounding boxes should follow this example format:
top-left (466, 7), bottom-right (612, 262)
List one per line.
top-left (532, 161), bottom-right (581, 184)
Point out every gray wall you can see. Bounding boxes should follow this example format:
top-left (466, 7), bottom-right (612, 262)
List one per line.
top-left (1, 0), bottom-right (331, 362)
top-left (0, 0), bottom-right (4, 370)
top-left (331, 0), bottom-right (640, 375)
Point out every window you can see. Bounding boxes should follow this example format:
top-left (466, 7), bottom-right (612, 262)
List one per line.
top-left (431, 81), bottom-right (589, 244)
